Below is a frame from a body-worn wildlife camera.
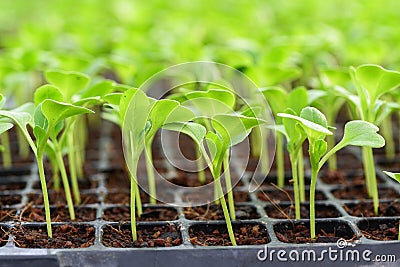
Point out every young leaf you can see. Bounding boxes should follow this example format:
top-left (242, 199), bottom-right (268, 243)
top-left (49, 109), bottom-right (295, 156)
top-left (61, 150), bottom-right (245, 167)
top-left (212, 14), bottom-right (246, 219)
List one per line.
top-left (79, 80), bottom-right (115, 99)
top-left (0, 121), bottom-right (13, 135)
top-left (45, 70), bottom-right (90, 101)
top-left (34, 85), bottom-right (64, 105)
top-left (288, 87), bottom-right (308, 115)
top-left (383, 171), bottom-right (400, 183)
top-left (162, 122), bottom-right (206, 147)
top-left (185, 89), bottom-right (235, 116)
top-left (337, 120), bottom-right (385, 148)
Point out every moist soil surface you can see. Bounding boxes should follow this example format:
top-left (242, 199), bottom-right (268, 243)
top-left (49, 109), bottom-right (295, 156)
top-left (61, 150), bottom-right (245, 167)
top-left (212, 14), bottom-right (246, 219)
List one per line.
top-left (103, 206), bottom-right (179, 221)
top-left (358, 220), bottom-right (399, 241)
top-left (0, 181), bottom-right (27, 191)
top-left (27, 192), bottom-right (99, 205)
top-left (19, 206), bottom-right (97, 222)
top-left (0, 208), bottom-right (17, 221)
top-left (181, 190), bottom-right (250, 203)
top-left (104, 191), bottom-right (174, 205)
top-left (319, 170), bottom-right (383, 186)
top-left (343, 201), bottom-right (400, 217)
top-left (13, 224), bottom-right (95, 248)
top-left (102, 223), bottom-right (181, 248)
top-left (184, 204), bottom-right (260, 220)
top-left (274, 222), bottom-right (357, 244)
top-left (265, 203), bottom-right (342, 219)
top-left (189, 223), bottom-right (270, 246)
top-left (33, 178), bottom-right (98, 190)
top-left (0, 194), bottom-right (22, 205)
top-left (332, 186), bottom-right (399, 200)
top-left (0, 225), bottom-right (8, 247)
top-left (257, 188), bottom-right (326, 202)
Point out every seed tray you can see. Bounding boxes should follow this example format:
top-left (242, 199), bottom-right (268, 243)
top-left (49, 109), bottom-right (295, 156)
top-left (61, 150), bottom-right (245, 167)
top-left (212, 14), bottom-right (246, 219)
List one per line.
top-left (0, 122), bottom-right (399, 266)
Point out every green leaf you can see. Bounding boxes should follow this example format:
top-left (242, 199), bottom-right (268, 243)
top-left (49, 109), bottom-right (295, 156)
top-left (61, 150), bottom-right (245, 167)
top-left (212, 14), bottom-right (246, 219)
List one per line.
top-left (355, 64), bottom-right (400, 103)
top-left (45, 70), bottom-right (90, 101)
top-left (339, 120), bottom-right (385, 148)
top-left (34, 85), bottom-right (64, 105)
top-left (261, 86), bottom-right (287, 116)
top-left (0, 121), bottom-right (13, 135)
top-left (211, 114), bottom-right (264, 147)
top-left (103, 93), bottom-right (123, 107)
top-left (185, 89), bottom-right (235, 116)
top-left (41, 99), bottom-right (94, 139)
top-left (162, 122), bottom-right (206, 146)
top-left (205, 131), bottom-right (226, 175)
top-left (300, 107), bottom-right (328, 129)
top-left (0, 94), bottom-right (5, 109)
top-left (288, 87), bottom-right (308, 115)
top-left (79, 80), bottom-right (115, 99)
top-left (383, 171), bottom-right (400, 184)
top-left (120, 89), bottom-right (140, 121)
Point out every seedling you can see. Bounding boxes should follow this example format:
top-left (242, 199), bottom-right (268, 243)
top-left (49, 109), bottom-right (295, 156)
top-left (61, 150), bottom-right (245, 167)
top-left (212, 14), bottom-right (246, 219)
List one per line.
top-left (382, 171), bottom-right (400, 240)
top-left (0, 95), bottom-right (13, 168)
top-left (279, 107), bottom-right (385, 239)
top-left (337, 64), bottom-right (400, 214)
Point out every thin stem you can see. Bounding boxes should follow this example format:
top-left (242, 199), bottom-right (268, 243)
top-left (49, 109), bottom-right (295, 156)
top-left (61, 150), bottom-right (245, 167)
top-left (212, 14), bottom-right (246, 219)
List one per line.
top-left (290, 155), bottom-right (301, 219)
top-left (362, 147), bottom-right (373, 197)
top-left (130, 172), bottom-right (137, 242)
top-left (298, 147), bottom-right (305, 202)
top-left (68, 130), bottom-right (81, 205)
top-left (276, 133), bottom-right (284, 188)
top-left (133, 173), bottom-right (142, 216)
top-left (223, 151), bottom-right (235, 220)
top-left (327, 134), bottom-right (337, 171)
top-left (381, 116), bottom-right (395, 160)
top-left (54, 141), bottom-right (75, 220)
top-left (145, 143), bottom-right (156, 204)
top-left (310, 168), bottom-right (318, 239)
top-left (1, 132), bottom-right (12, 168)
top-left (364, 147), bottom-right (379, 215)
top-left (37, 154), bottom-right (52, 238)
top-left (260, 127), bottom-right (269, 175)
top-left (196, 145), bottom-right (206, 184)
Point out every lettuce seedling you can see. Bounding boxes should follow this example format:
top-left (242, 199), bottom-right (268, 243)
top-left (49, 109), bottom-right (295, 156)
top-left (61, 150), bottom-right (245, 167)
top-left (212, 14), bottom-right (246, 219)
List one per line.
top-left (279, 107), bottom-right (384, 239)
top-left (382, 171), bottom-right (400, 240)
top-left (338, 64), bottom-right (400, 215)
top-left (0, 95), bottom-right (13, 168)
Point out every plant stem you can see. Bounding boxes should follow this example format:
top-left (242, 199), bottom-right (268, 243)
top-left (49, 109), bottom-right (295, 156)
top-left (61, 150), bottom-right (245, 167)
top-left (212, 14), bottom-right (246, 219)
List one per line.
top-left (298, 147), bottom-right (305, 202)
top-left (130, 172), bottom-right (137, 241)
top-left (145, 144), bottom-right (156, 204)
top-left (37, 154), bottom-right (52, 238)
top-left (290, 156), bottom-right (301, 219)
top-left (362, 147), bottom-right (372, 198)
top-left (196, 145), bottom-right (206, 184)
top-left (1, 132), bottom-right (12, 168)
top-left (215, 172), bottom-right (237, 246)
top-left (223, 151), bottom-right (235, 220)
top-left (310, 168), bottom-right (318, 239)
top-left (132, 173), bottom-right (142, 216)
top-left (276, 133), bottom-right (284, 188)
top-left (381, 116), bottom-right (395, 160)
top-left (260, 127), bottom-right (269, 175)
top-left (68, 130), bottom-right (81, 205)
top-left (364, 147), bottom-right (379, 215)
top-left (327, 134), bottom-right (337, 171)
top-left (54, 142), bottom-right (75, 220)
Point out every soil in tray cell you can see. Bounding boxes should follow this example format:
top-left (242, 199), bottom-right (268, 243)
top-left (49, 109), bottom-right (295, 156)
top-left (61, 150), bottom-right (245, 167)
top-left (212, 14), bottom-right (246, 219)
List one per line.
top-left (13, 224), bottom-right (95, 248)
top-left (27, 192), bottom-right (99, 205)
top-left (189, 223), bottom-right (270, 246)
top-left (104, 190), bottom-right (174, 205)
top-left (33, 178), bottom-right (98, 190)
top-left (103, 206), bottom-right (179, 222)
top-left (265, 203), bottom-right (342, 219)
top-left (0, 194), bottom-right (22, 205)
top-left (376, 157), bottom-right (400, 172)
top-left (184, 204), bottom-right (260, 221)
top-left (343, 201), bottom-right (400, 217)
top-left (257, 188), bottom-right (326, 203)
top-left (0, 225), bottom-right (9, 247)
top-left (332, 186), bottom-right (399, 200)
top-left (181, 190), bottom-right (251, 204)
top-left (357, 218), bottom-right (399, 241)
top-left (274, 220), bottom-right (358, 244)
top-left (102, 223), bottom-right (182, 248)
top-left (319, 170), bottom-right (384, 185)
top-left (0, 208), bottom-right (17, 222)
top-left (0, 180), bottom-right (26, 191)
top-left (19, 206), bottom-right (98, 222)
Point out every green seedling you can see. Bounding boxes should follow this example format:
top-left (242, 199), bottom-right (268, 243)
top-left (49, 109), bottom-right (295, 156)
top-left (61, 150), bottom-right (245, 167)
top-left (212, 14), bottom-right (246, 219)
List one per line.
top-left (0, 94), bottom-right (13, 168)
top-left (382, 171), bottom-right (400, 240)
top-left (337, 64), bottom-right (400, 215)
top-left (279, 107), bottom-right (384, 239)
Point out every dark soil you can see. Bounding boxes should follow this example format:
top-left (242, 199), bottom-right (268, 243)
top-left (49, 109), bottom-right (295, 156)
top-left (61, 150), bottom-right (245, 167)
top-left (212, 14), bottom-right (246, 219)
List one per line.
top-left (265, 203), bottom-right (342, 219)
top-left (33, 178), bottom-right (98, 190)
top-left (0, 194), bottom-right (22, 205)
top-left (27, 192), bottom-right (99, 205)
top-left (13, 224), bottom-right (95, 248)
top-left (320, 153), bottom-right (363, 170)
top-left (0, 181), bottom-right (26, 191)
top-left (343, 201), bottom-right (400, 217)
top-left (104, 169), bottom-right (130, 189)
top-left (357, 219), bottom-right (399, 241)
top-left (189, 223), bottom-right (270, 246)
top-left (19, 206), bottom-right (97, 222)
top-left (184, 204), bottom-right (260, 220)
top-left (319, 170), bottom-right (383, 186)
top-left (274, 221), bottom-right (358, 244)
top-left (103, 206), bottom-right (179, 222)
top-left (181, 190), bottom-right (251, 204)
top-left (0, 225), bottom-right (9, 247)
top-left (0, 208), bottom-right (17, 221)
top-left (257, 188), bottom-right (326, 203)
top-left (376, 158), bottom-right (400, 172)
top-left (332, 186), bottom-right (399, 200)
top-left (104, 191), bottom-right (174, 205)
top-left (102, 223), bottom-right (182, 248)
